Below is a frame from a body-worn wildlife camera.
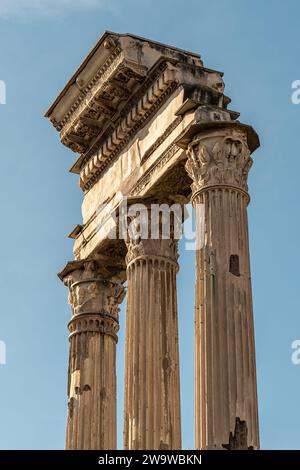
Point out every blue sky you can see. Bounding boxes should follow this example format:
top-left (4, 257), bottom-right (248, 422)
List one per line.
top-left (0, 0), bottom-right (299, 450)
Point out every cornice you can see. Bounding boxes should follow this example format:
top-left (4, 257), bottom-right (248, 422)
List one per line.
top-left (80, 64), bottom-right (179, 191)
top-left (59, 53), bottom-right (148, 156)
top-left (46, 33), bottom-right (204, 160)
top-left (46, 32), bottom-right (232, 197)
top-left (50, 42), bottom-right (123, 132)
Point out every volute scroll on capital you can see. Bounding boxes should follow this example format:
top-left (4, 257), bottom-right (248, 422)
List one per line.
top-left (185, 128), bottom-right (253, 195)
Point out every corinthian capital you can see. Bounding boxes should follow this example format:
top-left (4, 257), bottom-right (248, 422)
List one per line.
top-left (124, 201), bottom-right (182, 266)
top-left (63, 260), bottom-right (124, 320)
top-left (185, 127), bottom-right (253, 195)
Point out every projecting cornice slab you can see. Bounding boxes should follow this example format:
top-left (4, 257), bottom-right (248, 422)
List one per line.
top-left (46, 32), bottom-right (203, 151)
top-left (45, 31), bottom-right (227, 192)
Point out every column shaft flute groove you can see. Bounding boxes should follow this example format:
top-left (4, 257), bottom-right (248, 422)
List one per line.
top-left (63, 261), bottom-right (124, 450)
top-left (124, 231), bottom-right (182, 449)
top-left (186, 127), bottom-right (260, 450)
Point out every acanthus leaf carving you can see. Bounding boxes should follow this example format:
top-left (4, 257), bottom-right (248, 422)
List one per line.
top-left (124, 205), bottom-right (180, 266)
top-left (64, 260), bottom-right (124, 322)
top-left (186, 128), bottom-right (253, 193)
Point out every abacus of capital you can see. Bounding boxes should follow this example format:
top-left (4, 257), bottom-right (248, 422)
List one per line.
top-left (46, 32), bottom-right (260, 450)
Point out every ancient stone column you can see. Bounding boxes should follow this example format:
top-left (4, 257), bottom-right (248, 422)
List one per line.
top-left (62, 260), bottom-right (124, 450)
top-left (185, 125), bottom-right (260, 450)
top-left (123, 204), bottom-right (182, 450)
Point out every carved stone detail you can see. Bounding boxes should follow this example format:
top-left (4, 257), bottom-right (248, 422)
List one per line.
top-left (186, 128), bottom-right (252, 194)
top-left (124, 204), bottom-right (180, 266)
top-left (64, 260), bottom-right (124, 322)
top-left (189, 126), bottom-right (260, 450)
top-left (60, 54), bottom-right (147, 147)
top-left (46, 32), bottom-right (261, 452)
top-left (125, 238), bottom-right (179, 266)
top-left (80, 66), bottom-right (178, 191)
top-left (63, 259), bottom-right (125, 450)
top-left (124, 202), bottom-right (182, 449)
top-left (130, 142), bottom-right (180, 196)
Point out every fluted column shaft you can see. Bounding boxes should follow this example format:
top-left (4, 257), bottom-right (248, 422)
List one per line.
top-left (124, 210), bottom-right (182, 450)
top-left (186, 126), bottom-right (259, 450)
top-left (63, 260), bottom-right (124, 450)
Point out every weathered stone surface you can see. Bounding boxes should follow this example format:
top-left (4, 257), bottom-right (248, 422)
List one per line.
top-left (184, 126), bottom-right (260, 450)
top-left (46, 32), bottom-right (260, 451)
top-left (46, 32), bottom-right (228, 264)
top-left (123, 204), bottom-right (181, 450)
top-left (63, 260), bottom-right (124, 449)
top-left (222, 418), bottom-right (253, 450)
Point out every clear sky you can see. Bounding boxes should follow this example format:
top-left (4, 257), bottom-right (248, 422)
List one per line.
top-left (0, 0), bottom-right (299, 450)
